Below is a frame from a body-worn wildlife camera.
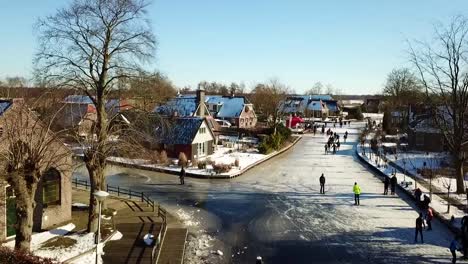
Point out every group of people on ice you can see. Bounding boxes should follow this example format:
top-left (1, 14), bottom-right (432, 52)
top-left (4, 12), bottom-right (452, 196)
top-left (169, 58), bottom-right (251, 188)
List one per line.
top-left (324, 130), bottom-right (348, 155)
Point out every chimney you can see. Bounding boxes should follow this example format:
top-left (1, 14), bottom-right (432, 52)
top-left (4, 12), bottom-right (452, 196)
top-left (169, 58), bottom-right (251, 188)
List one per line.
top-left (196, 88), bottom-right (206, 116)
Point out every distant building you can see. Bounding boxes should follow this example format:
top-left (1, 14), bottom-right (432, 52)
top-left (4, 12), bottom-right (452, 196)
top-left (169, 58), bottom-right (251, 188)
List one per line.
top-left (155, 91), bottom-right (257, 128)
top-left (56, 95), bottom-right (132, 138)
top-left (0, 99), bottom-right (72, 240)
top-left (407, 114), bottom-right (446, 152)
top-left (278, 95), bottom-right (340, 117)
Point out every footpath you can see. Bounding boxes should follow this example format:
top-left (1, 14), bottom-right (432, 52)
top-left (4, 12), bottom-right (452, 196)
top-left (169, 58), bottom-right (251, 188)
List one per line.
top-left (356, 144), bottom-right (465, 236)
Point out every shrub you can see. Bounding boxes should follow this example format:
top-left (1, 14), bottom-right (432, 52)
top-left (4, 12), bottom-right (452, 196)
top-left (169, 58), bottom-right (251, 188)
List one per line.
top-left (205, 157), bottom-right (214, 165)
top-left (159, 150), bottom-right (169, 165)
top-left (213, 163), bottom-right (232, 174)
top-left (178, 152), bottom-right (188, 167)
top-left (0, 246), bottom-right (54, 264)
top-left (191, 158), bottom-right (198, 168)
top-left (197, 160), bottom-right (207, 169)
top-left (234, 158), bottom-right (240, 167)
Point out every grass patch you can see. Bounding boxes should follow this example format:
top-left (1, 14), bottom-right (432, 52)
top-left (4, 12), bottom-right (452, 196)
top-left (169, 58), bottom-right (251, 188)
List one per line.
top-left (39, 236), bottom-right (77, 250)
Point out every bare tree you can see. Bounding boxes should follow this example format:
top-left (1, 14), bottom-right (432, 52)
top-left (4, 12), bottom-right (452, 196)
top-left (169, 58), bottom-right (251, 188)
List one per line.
top-left (306, 82), bottom-right (324, 95)
top-left (35, 0), bottom-right (156, 231)
top-left (5, 76), bottom-right (28, 88)
top-left (442, 174), bottom-right (453, 213)
top-left (250, 79), bottom-right (291, 129)
top-left (0, 98), bottom-right (71, 251)
top-left (409, 16), bottom-right (468, 193)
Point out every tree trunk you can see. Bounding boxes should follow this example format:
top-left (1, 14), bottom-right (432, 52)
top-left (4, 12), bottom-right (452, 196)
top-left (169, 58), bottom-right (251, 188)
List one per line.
top-left (14, 185), bottom-right (36, 252)
top-left (86, 163), bottom-right (105, 233)
top-left (455, 158), bottom-right (465, 194)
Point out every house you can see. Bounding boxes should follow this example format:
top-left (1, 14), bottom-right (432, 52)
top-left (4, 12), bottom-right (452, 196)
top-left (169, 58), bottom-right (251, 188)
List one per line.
top-left (0, 99), bottom-right (72, 240)
top-left (159, 117), bottom-right (216, 160)
top-left (278, 95), bottom-right (329, 118)
top-left (155, 90), bottom-right (257, 128)
top-left (407, 114), bottom-right (446, 152)
top-left (56, 95), bottom-right (132, 138)
top-left (204, 95), bottom-right (257, 128)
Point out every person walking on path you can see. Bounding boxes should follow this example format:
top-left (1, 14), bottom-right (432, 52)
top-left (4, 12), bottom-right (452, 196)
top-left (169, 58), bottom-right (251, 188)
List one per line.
top-left (324, 144), bottom-right (328, 154)
top-left (414, 188), bottom-right (422, 207)
top-left (422, 194), bottom-right (431, 210)
top-left (179, 166), bottom-right (185, 185)
top-left (450, 237), bottom-right (460, 263)
top-left (426, 207), bottom-right (433, 231)
top-left (384, 177), bottom-right (390, 195)
top-left (353, 182), bottom-right (361, 205)
top-left (461, 215), bottom-right (468, 258)
top-left (390, 174), bottom-right (397, 195)
top-left (332, 144), bottom-right (337, 154)
top-left (319, 174), bottom-right (326, 194)
top-left (415, 213), bottom-right (424, 243)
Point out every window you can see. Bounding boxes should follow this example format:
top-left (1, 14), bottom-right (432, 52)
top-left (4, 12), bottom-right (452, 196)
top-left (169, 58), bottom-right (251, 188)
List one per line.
top-left (43, 168), bottom-right (61, 206)
top-left (415, 135), bottom-right (424, 146)
top-left (0, 127), bottom-right (3, 137)
top-left (199, 127), bottom-right (206, 134)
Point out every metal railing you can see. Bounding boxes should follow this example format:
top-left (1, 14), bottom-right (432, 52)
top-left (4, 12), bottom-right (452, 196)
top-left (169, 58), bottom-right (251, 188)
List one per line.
top-left (151, 210), bottom-right (167, 264)
top-left (72, 178), bottom-right (155, 210)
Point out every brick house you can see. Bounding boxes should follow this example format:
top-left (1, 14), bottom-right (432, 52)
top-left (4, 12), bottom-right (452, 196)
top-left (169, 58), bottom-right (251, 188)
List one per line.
top-left (0, 99), bottom-right (72, 240)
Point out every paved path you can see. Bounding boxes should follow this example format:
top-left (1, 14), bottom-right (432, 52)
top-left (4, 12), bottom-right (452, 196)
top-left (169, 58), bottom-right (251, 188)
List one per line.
top-left (74, 123), bottom-right (463, 263)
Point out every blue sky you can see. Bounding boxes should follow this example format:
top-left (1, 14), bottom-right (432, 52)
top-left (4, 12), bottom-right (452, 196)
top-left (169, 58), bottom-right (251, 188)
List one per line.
top-left (0, 1), bottom-right (466, 94)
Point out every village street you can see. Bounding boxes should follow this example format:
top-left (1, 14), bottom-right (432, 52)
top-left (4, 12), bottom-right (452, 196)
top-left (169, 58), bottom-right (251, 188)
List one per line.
top-left (74, 123), bottom-right (458, 263)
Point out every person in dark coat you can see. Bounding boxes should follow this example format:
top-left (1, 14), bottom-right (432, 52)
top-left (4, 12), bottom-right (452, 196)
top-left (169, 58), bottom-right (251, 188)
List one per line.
top-left (384, 177), bottom-right (390, 195)
top-left (461, 215), bottom-right (468, 258)
top-left (332, 144), bottom-right (337, 154)
top-left (319, 173), bottom-right (326, 194)
top-left (414, 188), bottom-right (422, 207)
top-left (415, 213), bottom-right (424, 243)
top-left (450, 237), bottom-right (460, 264)
top-left (321, 125), bottom-right (325, 134)
top-left (390, 174), bottom-right (397, 195)
top-left (324, 144), bottom-right (328, 154)
top-left (179, 166), bottom-right (185, 185)
top-left (422, 195), bottom-right (431, 210)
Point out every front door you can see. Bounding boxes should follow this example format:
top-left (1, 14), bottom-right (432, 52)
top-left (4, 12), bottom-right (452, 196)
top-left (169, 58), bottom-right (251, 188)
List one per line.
top-left (6, 186), bottom-right (16, 237)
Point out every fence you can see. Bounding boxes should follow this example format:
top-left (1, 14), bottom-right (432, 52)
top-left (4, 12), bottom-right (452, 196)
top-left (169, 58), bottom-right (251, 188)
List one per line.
top-left (72, 178), bottom-right (155, 210)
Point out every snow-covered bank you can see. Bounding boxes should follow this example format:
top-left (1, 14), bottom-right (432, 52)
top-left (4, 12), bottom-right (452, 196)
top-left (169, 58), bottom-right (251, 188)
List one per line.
top-left (106, 136), bottom-right (302, 178)
top-left (357, 145), bottom-right (465, 233)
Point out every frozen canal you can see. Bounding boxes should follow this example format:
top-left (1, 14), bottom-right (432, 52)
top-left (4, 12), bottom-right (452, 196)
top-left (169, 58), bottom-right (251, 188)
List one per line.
top-left (74, 124), bottom-right (457, 263)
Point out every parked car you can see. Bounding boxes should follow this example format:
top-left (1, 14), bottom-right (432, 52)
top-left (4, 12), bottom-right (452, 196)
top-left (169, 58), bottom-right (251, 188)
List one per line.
top-left (215, 119), bottom-right (232, 127)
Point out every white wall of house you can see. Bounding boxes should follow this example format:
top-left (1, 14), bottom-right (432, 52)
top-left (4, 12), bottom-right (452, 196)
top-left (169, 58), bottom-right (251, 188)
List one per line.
top-left (192, 121), bottom-right (214, 144)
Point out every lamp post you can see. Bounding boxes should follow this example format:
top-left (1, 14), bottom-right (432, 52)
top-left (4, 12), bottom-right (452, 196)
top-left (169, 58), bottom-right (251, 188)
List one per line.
top-left (94, 190), bottom-right (109, 264)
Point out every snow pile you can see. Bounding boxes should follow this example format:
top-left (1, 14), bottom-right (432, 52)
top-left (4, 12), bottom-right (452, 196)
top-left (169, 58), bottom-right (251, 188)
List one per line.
top-left (184, 233), bottom-right (218, 264)
top-left (176, 208), bottom-right (200, 227)
top-left (34, 233), bottom-right (95, 261)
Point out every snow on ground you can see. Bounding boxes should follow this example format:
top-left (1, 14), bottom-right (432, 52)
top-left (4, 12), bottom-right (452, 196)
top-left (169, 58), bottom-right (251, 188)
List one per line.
top-left (108, 144), bottom-right (267, 177)
top-left (359, 144), bottom-right (467, 230)
top-left (3, 223), bottom-right (76, 249)
top-left (34, 232), bottom-right (95, 262)
top-left (3, 223), bottom-right (123, 263)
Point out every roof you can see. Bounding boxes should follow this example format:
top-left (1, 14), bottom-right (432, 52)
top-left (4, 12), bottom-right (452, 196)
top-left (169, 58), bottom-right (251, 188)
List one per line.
top-left (278, 95), bottom-right (337, 113)
top-left (0, 100), bottom-right (12, 116)
top-left (155, 96), bottom-right (197, 117)
top-left (156, 94), bottom-right (251, 118)
top-left (160, 117), bottom-right (205, 145)
top-left (64, 95), bottom-right (123, 114)
top-left (205, 96), bottom-right (248, 118)
top-left (306, 100), bottom-right (324, 111)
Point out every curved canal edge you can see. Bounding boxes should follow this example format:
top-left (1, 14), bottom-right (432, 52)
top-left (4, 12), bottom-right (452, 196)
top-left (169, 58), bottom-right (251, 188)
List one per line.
top-left (98, 135), bottom-right (303, 179)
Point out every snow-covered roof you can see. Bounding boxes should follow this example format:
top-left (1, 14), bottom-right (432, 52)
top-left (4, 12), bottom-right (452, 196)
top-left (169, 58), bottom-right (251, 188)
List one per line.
top-left (155, 96), bottom-right (197, 116)
top-left (156, 94), bottom-right (251, 118)
top-left (278, 95), bottom-right (338, 114)
top-left (0, 100), bottom-right (12, 116)
top-left (205, 96), bottom-right (248, 118)
top-left (160, 117), bottom-right (210, 145)
top-left (306, 100), bottom-right (324, 111)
